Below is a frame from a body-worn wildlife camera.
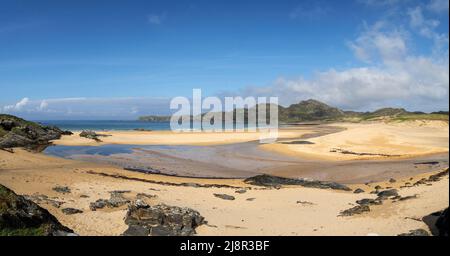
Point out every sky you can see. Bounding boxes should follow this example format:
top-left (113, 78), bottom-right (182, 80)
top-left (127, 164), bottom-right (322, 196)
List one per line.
top-left (0, 0), bottom-right (448, 120)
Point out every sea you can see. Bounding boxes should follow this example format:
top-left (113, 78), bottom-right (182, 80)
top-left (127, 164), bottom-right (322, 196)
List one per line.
top-left (35, 120), bottom-right (268, 131)
top-left (36, 120), bottom-right (172, 131)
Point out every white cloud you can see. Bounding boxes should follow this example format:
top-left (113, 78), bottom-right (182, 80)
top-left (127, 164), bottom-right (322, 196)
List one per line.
top-left (2, 97), bottom-right (30, 112)
top-left (234, 12), bottom-right (449, 112)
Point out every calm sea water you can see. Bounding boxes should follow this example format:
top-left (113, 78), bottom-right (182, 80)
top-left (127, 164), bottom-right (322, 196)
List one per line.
top-left (36, 120), bottom-right (267, 131)
top-left (36, 120), bottom-right (172, 131)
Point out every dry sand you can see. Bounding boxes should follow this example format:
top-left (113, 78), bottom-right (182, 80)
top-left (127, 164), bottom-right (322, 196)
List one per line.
top-left (0, 149), bottom-right (448, 236)
top-left (262, 121), bottom-right (449, 161)
top-left (53, 129), bottom-right (308, 146)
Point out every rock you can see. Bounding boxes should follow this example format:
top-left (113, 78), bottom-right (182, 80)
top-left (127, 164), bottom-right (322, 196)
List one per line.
top-left (246, 198), bottom-right (256, 201)
top-left (136, 193), bottom-right (157, 200)
top-left (214, 194), bottom-right (235, 200)
top-left (398, 229), bottom-right (430, 236)
top-left (108, 191), bottom-right (130, 207)
top-left (356, 198), bottom-right (383, 206)
top-left (89, 199), bottom-right (108, 211)
top-left (296, 201), bottom-right (314, 206)
top-left (435, 208), bottom-right (449, 236)
top-left (61, 208), bottom-right (83, 215)
top-left (123, 202), bottom-right (205, 236)
top-left (339, 205), bottom-right (370, 216)
top-left (79, 130), bottom-right (110, 142)
top-left (89, 192), bottom-right (131, 211)
top-left (244, 174), bottom-right (351, 191)
top-left (377, 189), bottom-right (399, 198)
top-left (235, 189), bottom-right (247, 194)
top-left (23, 194), bottom-right (64, 208)
top-left (353, 188), bottom-right (365, 194)
top-left (0, 184), bottom-right (75, 236)
top-left (52, 186), bottom-right (71, 194)
top-left (0, 114), bottom-right (68, 150)
top-left (389, 178), bottom-right (396, 183)
top-left (374, 185), bottom-right (382, 190)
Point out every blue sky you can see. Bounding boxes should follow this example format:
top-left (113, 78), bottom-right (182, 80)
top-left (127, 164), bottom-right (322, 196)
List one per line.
top-left (0, 0), bottom-right (448, 119)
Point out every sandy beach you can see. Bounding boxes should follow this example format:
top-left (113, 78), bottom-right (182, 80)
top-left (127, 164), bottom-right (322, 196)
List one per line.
top-left (0, 120), bottom-right (448, 236)
top-left (0, 148), bottom-right (448, 236)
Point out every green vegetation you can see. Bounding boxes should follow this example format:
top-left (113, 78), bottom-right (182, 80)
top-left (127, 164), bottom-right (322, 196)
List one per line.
top-left (0, 226), bottom-right (47, 236)
top-left (0, 127), bottom-right (6, 138)
top-left (392, 113), bottom-right (449, 122)
top-left (137, 99), bottom-right (449, 124)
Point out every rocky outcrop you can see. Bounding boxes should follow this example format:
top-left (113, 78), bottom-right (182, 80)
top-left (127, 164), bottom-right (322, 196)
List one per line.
top-left (79, 130), bottom-right (110, 142)
top-left (0, 114), bottom-right (71, 150)
top-left (123, 201), bottom-right (205, 236)
top-left (244, 174), bottom-right (351, 191)
top-left (61, 208), bottom-right (83, 215)
top-left (89, 191), bottom-right (131, 211)
top-left (339, 205), bottom-right (370, 216)
top-left (435, 208), bottom-right (448, 236)
top-left (0, 184), bottom-right (75, 236)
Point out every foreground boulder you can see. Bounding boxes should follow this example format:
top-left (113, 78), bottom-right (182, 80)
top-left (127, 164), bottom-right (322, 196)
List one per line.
top-left (0, 184), bottom-right (75, 236)
top-left (436, 208), bottom-right (449, 236)
top-left (244, 174), bottom-right (351, 191)
top-left (123, 201), bottom-right (205, 236)
top-left (0, 114), bottom-right (71, 150)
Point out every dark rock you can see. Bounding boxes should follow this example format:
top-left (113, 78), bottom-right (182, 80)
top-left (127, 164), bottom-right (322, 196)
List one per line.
top-left (246, 198), bottom-right (256, 201)
top-left (61, 208), bottom-right (83, 215)
top-left (356, 198), bottom-right (383, 206)
top-left (0, 114), bottom-right (67, 150)
top-left (398, 229), bottom-right (430, 236)
top-left (282, 140), bottom-right (315, 145)
top-left (353, 188), bottom-right (365, 194)
top-left (244, 174), bottom-right (351, 191)
top-left (89, 192), bottom-right (131, 211)
top-left (0, 184), bottom-right (75, 236)
top-left (435, 208), bottom-right (449, 236)
top-left (374, 185), bottom-right (382, 190)
top-left (52, 186), bottom-right (71, 194)
top-left (123, 202), bottom-right (205, 236)
top-left (214, 194), bottom-right (235, 200)
top-left (296, 201), bottom-right (314, 205)
top-left (122, 225), bottom-right (150, 236)
top-left (377, 189), bottom-right (399, 198)
top-left (235, 189), bottom-right (247, 194)
top-left (339, 205), bottom-right (370, 216)
top-left (389, 178), bottom-right (397, 183)
top-left (89, 199), bottom-right (108, 211)
top-left (79, 130), bottom-right (110, 142)
top-left (24, 194), bottom-right (64, 208)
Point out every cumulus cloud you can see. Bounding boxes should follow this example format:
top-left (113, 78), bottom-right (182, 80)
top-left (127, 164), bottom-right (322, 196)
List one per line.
top-left (233, 8), bottom-right (449, 112)
top-left (2, 97), bottom-right (30, 112)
